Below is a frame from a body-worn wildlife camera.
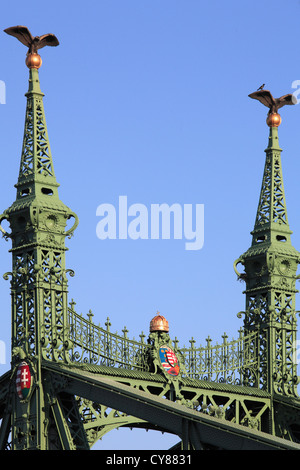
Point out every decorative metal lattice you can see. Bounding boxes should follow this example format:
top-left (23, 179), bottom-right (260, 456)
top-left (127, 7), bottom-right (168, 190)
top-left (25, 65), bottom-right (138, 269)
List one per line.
top-left (255, 146), bottom-right (288, 227)
top-left (68, 304), bottom-right (259, 386)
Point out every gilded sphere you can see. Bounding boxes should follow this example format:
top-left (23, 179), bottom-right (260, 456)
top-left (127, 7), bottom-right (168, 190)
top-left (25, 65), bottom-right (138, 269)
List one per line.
top-left (25, 53), bottom-right (42, 69)
top-left (150, 313), bottom-right (169, 333)
top-left (266, 112), bottom-right (281, 127)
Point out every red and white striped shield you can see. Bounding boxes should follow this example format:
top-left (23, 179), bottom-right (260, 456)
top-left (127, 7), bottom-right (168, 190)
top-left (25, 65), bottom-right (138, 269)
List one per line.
top-left (159, 346), bottom-right (180, 376)
top-left (166, 349), bottom-right (177, 367)
top-left (16, 361), bottom-right (31, 400)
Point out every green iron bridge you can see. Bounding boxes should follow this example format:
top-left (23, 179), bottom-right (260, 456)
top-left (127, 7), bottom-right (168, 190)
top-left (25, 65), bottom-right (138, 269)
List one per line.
top-left (1, 25), bottom-right (300, 450)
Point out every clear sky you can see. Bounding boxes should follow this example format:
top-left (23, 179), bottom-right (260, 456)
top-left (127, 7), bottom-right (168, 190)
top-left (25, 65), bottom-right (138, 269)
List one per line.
top-left (1, 0), bottom-right (300, 450)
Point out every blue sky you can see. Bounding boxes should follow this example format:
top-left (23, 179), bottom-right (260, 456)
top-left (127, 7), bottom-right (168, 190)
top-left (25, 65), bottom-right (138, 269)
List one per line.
top-left (1, 0), bottom-right (300, 450)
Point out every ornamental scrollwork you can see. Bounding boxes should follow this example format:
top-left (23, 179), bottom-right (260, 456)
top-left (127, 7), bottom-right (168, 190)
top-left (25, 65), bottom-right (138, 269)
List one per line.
top-left (67, 305), bottom-right (259, 387)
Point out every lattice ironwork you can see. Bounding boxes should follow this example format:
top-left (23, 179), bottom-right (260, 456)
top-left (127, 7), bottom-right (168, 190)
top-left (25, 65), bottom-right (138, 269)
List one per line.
top-left (68, 306), bottom-right (151, 371)
top-left (19, 75), bottom-right (55, 185)
top-left (179, 330), bottom-right (259, 386)
top-left (68, 304), bottom-right (260, 387)
top-left (236, 126), bottom-right (300, 398)
top-left (254, 127), bottom-right (288, 228)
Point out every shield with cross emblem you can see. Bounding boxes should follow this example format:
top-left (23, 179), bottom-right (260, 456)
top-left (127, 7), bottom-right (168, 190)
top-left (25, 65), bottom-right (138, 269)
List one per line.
top-left (16, 361), bottom-right (32, 400)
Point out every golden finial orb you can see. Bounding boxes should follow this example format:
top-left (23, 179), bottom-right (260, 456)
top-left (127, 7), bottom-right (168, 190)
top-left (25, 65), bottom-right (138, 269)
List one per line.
top-left (266, 112), bottom-right (281, 127)
top-left (150, 312), bottom-right (169, 333)
top-left (25, 53), bottom-right (42, 69)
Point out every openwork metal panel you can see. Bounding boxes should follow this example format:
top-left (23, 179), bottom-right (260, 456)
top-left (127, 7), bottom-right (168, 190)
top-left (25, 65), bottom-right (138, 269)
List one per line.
top-left (179, 330), bottom-right (259, 385)
top-left (68, 306), bottom-right (150, 371)
top-left (68, 305), bottom-right (260, 387)
top-left (255, 151), bottom-right (288, 227)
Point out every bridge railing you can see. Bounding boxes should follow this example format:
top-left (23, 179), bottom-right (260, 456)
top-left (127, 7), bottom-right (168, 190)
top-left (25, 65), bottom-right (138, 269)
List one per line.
top-left (178, 329), bottom-right (259, 386)
top-left (68, 305), bottom-right (259, 386)
top-left (68, 306), bottom-right (151, 370)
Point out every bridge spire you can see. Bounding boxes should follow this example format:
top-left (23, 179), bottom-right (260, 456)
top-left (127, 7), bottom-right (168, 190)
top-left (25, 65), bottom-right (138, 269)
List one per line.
top-left (251, 124), bottom-right (292, 247)
top-left (16, 65), bottom-right (58, 197)
top-left (0, 26), bottom-right (79, 449)
top-left (234, 101), bottom-right (300, 398)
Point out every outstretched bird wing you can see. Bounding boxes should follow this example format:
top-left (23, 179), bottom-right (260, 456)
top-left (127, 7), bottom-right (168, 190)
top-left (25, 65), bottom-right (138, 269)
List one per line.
top-left (275, 94), bottom-right (295, 109)
top-left (3, 25), bottom-right (33, 48)
top-left (248, 90), bottom-right (275, 109)
top-left (36, 34), bottom-right (59, 50)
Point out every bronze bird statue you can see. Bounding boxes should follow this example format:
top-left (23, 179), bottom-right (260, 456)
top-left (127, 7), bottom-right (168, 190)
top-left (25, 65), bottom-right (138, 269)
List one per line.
top-left (248, 89), bottom-right (295, 115)
top-left (4, 25), bottom-right (59, 55)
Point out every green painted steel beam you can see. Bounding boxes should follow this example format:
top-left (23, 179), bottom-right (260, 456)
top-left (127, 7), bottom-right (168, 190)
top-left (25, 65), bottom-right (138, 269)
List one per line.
top-left (50, 397), bottom-right (77, 450)
top-left (0, 409), bottom-right (11, 450)
top-left (44, 362), bottom-right (300, 450)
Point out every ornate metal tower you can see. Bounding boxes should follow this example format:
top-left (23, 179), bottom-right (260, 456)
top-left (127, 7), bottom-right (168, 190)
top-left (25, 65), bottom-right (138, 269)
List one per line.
top-left (0, 26), bottom-right (78, 449)
top-left (234, 95), bottom-right (300, 399)
top-left (1, 27), bottom-right (300, 451)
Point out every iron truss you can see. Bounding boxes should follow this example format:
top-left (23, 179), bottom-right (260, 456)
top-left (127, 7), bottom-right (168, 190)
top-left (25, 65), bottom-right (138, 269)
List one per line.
top-left (1, 361), bottom-right (300, 450)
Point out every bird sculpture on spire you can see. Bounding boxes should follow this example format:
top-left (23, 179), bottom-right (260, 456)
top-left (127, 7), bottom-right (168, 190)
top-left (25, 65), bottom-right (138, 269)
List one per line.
top-left (4, 25), bottom-right (59, 69)
top-left (248, 88), bottom-right (296, 127)
top-left (4, 25), bottom-right (59, 54)
top-left (249, 89), bottom-right (295, 116)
